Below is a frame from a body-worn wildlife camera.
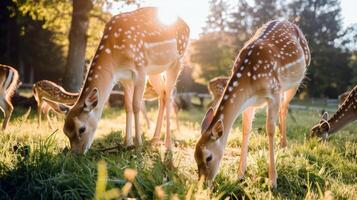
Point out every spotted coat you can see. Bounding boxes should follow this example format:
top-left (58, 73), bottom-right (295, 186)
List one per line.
top-left (210, 20), bottom-right (310, 123)
top-left (81, 7), bottom-right (190, 96)
top-left (33, 80), bottom-right (78, 105)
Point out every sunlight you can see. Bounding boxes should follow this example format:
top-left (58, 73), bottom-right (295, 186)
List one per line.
top-left (156, 1), bottom-right (179, 25)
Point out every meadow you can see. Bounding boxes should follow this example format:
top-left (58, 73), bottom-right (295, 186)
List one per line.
top-left (0, 101), bottom-right (356, 199)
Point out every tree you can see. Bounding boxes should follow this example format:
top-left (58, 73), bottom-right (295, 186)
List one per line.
top-left (190, 0), bottom-right (235, 83)
top-left (229, 0), bottom-right (285, 52)
top-left (0, 0), bottom-right (65, 83)
top-left (190, 33), bottom-right (234, 83)
top-left (203, 0), bottom-right (230, 33)
top-left (63, 0), bottom-right (93, 92)
top-left (288, 0), bottom-right (353, 97)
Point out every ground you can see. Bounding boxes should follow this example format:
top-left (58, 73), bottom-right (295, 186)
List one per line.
top-left (0, 101), bottom-right (356, 200)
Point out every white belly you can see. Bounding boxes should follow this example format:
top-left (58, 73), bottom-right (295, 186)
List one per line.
top-left (144, 39), bottom-right (179, 74)
top-left (114, 69), bottom-right (135, 80)
top-left (279, 57), bottom-right (306, 91)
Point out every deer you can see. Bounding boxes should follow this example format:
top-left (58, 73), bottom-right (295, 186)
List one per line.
top-left (45, 7), bottom-right (189, 154)
top-left (0, 64), bottom-right (20, 130)
top-left (194, 20), bottom-right (310, 188)
top-left (207, 76), bottom-right (229, 108)
top-left (32, 80), bottom-right (78, 128)
top-left (311, 85), bottom-right (357, 140)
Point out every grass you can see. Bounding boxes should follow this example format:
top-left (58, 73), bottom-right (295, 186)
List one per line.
top-left (0, 103), bottom-right (356, 199)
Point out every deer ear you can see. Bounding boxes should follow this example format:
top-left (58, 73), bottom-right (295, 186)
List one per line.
top-left (320, 112), bottom-right (329, 122)
top-left (320, 120), bottom-right (330, 132)
top-left (84, 88), bottom-right (98, 112)
top-left (201, 107), bottom-right (215, 133)
top-left (42, 98), bottom-right (70, 114)
top-left (210, 119), bottom-right (224, 140)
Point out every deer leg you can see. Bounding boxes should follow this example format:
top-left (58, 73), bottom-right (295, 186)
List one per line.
top-left (149, 74), bottom-right (165, 143)
top-left (121, 81), bottom-right (134, 147)
top-left (2, 98), bottom-right (13, 130)
top-left (173, 101), bottom-right (180, 133)
top-left (238, 106), bottom-right (255, 179)
top-left (37, 98), bottom-right (43, 127)
top-left (279, 87), bottom-right (298, 148)
top-left (164, 61), bottom-right (182, 150)
top-left (266, 95), bottom-right (280, 188)
top-left (44, 104), bottom-right (54, 130)
top-left (133, 72), bottom-right (146, 146)
top-left (141, 101), bottom-right (151, 130)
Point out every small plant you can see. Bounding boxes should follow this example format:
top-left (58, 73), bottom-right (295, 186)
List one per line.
top-left (94, 160), bottom-right (135, 200)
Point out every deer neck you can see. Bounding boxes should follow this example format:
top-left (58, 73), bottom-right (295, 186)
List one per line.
top-left (327, 91), bottom-right (357, 134)
top-left (75, 54), bottom-right (117, 119)
top-left (213, 81), bottom-right (254, 145)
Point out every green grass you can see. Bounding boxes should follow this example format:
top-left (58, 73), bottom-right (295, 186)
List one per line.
top-left (0, 105), bottom-right (356, 199)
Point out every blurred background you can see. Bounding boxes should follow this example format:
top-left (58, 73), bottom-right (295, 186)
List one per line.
top-left (0, 0), bottom-right (356, 100)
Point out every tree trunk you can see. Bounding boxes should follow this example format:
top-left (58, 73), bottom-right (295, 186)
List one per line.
top-left (63, 0), bottom-right (93, 92)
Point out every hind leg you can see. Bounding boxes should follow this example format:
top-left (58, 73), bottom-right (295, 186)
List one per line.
top-left (238, 106), bottom-right (255, 179)
top-left (2, 98), bottom-right (14, 130)
top-left (37, 99), bottom-right (43, 127)
top-left (141, 101), bottom-right (151, 130)
top-left (279, 87), bottom-right (298, 148)
top-left (173, 101), bottom-right (180, 133)
top-left (43, 103), bottom-right (54, 129)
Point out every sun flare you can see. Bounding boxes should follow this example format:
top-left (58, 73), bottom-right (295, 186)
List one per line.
top-left (156, 1), bottom-right (179, 25)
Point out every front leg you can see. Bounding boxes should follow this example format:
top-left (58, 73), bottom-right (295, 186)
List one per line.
top-left (133, 71), bottom-right (147, 146)
top-left (238, 107), bottom-right (255, 179)
top-left (121, 81), bottom-right (134, 147)
top-left (148, 74), bottom-right (165, 143)
top-left (266, 95), bottom-right (280, 188)
top-left (164, 61), bottom-right (182, 150)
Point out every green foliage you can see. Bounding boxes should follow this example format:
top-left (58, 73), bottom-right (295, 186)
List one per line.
top-left (204, 0), bottom-right (230, 33)
top-left (190, 34), bottom-right (234, 83)
top-left (0, 0), bottom-right (66, 79)
top-left (14, 0), bottom-right (112, 61)
top-left (0, 103), bottom-right (356, 199)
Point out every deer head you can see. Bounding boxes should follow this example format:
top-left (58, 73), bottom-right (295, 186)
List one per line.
top-left (194, 107), bottom-right (225, 181)
top-left (45, 88), bottom-right (100, 154)
top-left (310, 112), bottom-right (330, 140)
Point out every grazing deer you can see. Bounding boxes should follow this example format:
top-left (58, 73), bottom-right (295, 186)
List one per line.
top-left (0, 64), bottom-right (19, 130)
top-left (194, 20), bottom-right (310, 188)
top-left (46, 7), bottom-right (189, 154)
top-left (207, 76), bottom-right (229, 107)
top-left (311, 85), bottom-right (357, 140)
top-left (32, 80), bottom-right (78, 128)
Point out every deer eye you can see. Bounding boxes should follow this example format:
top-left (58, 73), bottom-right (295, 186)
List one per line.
top-left (78, 127), bottom-right (86, 135)
top-left (206, 155), bottom-right (213, 163)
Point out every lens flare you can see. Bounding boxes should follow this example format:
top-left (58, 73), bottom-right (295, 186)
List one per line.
top-left (157, 8), bottom-right (178, 25)
top-left (157, 3), bottom-right (178, 25)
